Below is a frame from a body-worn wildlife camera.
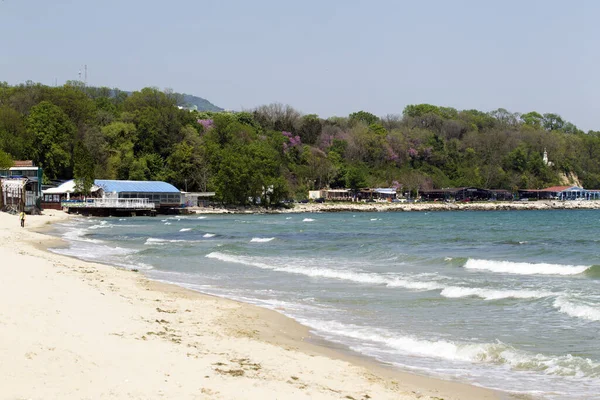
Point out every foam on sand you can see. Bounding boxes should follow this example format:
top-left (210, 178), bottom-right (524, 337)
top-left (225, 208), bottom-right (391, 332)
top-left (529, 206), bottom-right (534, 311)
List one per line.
top-left (462, 259), bottom-right (591, 276)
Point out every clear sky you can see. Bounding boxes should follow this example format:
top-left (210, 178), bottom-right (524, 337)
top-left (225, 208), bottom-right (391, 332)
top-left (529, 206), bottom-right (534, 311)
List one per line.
top-left (1, 0), bottom-right (598, 130)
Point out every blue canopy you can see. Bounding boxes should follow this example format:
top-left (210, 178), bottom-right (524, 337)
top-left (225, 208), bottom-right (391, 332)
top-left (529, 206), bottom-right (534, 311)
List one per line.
top-left (94, 180), bottom-right (180, 193)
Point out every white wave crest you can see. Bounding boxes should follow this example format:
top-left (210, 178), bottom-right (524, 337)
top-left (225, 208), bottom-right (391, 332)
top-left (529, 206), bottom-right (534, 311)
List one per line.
top-left (179, 228), bottom-right (192, 232)
top-left (303, 218), bottom-right (315, 222)
top-left (440, 286), bottom-right (553, 301)
top-left (302, 319), bottom-right (600, 378)
top-left (463, 259), bottom-right (590, 276)
top-left (144, 238), bottom-right (187, 245)
top-left (205, 252), bottom-right (439, 291)
top-left (164, 222), bottom-right (171, 225)
top-left (250, 237), bottom-right (275, 243)
top-left (197, 216), bottom-right (207, 219)
top-left (203, 233), bottom-right (216, 238)
top-left (553, 298), bottom-right (600, 322)
top-left (63, 229), bottom-right (104, 244)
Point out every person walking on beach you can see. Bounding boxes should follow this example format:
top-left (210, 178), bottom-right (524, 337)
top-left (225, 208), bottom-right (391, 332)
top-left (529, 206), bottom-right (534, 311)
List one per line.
top-left (19, 211), bottom-right (25, 228)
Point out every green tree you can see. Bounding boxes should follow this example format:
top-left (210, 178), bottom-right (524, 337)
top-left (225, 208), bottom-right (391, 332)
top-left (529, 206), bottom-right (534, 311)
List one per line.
top-left (542, 113), bottom-right (565, 131)
top-left (349, 110), bottom-right (379, 126)
top-left (521, 111), bottom-right (543, 128)
top-left (345, 165), bottom-right (367, 192)
top-left (0, 149), bottom-right (13, 169)
top-left (73, 141), bottom-right (95, 195)
top-left (26, 101), bottom-right (75, 179)
top-left (298, 114), bottom-right (322, 144)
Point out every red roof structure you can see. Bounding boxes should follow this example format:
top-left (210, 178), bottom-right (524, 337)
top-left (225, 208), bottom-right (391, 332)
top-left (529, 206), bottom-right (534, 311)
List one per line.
top-left (12, 160), bottom-right (34, 167)
top-left (540, 186), bottom-right (572, 192)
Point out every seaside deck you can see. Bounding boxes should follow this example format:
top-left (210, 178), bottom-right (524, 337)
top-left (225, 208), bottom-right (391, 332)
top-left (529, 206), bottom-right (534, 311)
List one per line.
top-left (61, 198), bottom-right (157, 217)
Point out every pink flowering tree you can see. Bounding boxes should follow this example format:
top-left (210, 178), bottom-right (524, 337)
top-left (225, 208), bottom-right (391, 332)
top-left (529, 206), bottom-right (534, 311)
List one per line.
top-left (197, 119), bottom-right (214, 132)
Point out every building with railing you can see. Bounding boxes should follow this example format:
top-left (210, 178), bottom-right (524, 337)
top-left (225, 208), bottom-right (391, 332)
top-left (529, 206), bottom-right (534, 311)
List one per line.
top-left (0, 161), bottom-right (43, 212)
top-left (43, 179), bottom-right (183, 214)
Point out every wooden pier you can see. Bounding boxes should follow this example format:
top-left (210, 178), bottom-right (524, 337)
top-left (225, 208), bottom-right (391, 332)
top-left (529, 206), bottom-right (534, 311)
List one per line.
top-left (62, 198), bottom-right (157, 217)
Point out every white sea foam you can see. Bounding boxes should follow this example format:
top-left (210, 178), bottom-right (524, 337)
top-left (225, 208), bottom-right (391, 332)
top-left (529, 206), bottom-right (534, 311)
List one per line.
top-left (197, 216), bottom-right (207, 219)
top-left (300, 319), bottom-right (600, 379)
top-left (303, 218), bottom-right (315, 222)
top-left (144, 238), bottom-right (187, 245)
top-left (250, 237), bottom-right (275, 243)
top-left (161, 219), bottom-right (167, 222)
top-left (203, 233), bottom-right (216, 238)
top-left (440, 286), bottom-right (553, 301)
top-left (164, 222), bottom-right (171, 225)
top-left (553, 298), bottom-right (600, 322)
top-left (53, 243), bottom-right (137, 259)
top-left (370, 218), bottom-right (378, 221)
top-left (179, 228), bottom-right (192, 232)
top-left (285, 217), bottom-right (292, 220)
top-left (205, 252), bottom-right (440, 291)
top-left (89, 222), bottom-right (114, 230)
top-left (463, 259), bottom-right (590, 276)
top-left (63, 228), bottom-right (104, 244)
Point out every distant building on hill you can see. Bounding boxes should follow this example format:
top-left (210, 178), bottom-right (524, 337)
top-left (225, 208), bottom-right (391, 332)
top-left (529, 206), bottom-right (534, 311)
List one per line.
top-left (0, 160), bottom-right (43, 213)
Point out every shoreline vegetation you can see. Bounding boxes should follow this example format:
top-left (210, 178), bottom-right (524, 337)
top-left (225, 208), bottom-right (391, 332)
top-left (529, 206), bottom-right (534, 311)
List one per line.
top-left (2, 83), bottom-right (600, 209)
top-left (0, 210), bottom-right (516, 400)
top-left (194, 199), bottom-right (600, 214)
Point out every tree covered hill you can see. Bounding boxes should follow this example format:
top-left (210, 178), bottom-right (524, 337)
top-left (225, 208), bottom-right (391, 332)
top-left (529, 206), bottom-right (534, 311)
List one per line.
top-left (180, 93), bottom-right (223, 112)
top-left (1, 80), bottom-right (599, 205)
top-left (96, 87), bottom-right (223, 112)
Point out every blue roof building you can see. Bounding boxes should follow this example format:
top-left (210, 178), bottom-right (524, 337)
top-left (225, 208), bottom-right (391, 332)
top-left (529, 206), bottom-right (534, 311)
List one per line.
top-left (94, 180), bottom-right (182, 207)
top-left (94, 180), bottom-right (180, 194)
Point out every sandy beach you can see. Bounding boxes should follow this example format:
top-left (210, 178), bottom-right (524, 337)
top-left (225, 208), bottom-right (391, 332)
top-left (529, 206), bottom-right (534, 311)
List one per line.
top-left (0, 211), bottom-right (516, 400)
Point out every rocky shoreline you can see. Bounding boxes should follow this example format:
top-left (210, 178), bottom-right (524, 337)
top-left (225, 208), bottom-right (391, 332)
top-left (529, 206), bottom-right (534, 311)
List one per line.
top-left (193, 200), bottom-right (600, 214)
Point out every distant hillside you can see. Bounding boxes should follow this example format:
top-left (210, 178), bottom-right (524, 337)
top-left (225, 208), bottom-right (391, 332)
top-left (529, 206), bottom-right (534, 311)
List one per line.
top-left (180, 93), bottom-right (223, 112)
top-left (102, 88), bottom-right (223, 112)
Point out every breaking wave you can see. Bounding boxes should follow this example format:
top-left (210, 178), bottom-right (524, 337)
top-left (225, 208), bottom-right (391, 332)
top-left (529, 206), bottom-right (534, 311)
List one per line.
top-left (553, 298), bottom-right (600, 322)
top-left (205, 252), bottom-right (442, 291)
top-left (301, 319), bottom-right (600, 379)
top-left (250, 237), bottom-right (275, 243)
top-left (462, 259), bottom-right (591, 276)
top-left (145, 238), bottom-right (188, 245)
top-left (440, 287), bottom-right (553, 301)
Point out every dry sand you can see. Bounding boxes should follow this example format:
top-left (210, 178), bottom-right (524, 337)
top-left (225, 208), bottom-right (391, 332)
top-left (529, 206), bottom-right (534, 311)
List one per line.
top-left (0, 211), bottom-right (517, 400)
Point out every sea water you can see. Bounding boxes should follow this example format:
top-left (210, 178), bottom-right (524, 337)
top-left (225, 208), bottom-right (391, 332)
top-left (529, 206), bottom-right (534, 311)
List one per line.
top-left (49, 211), bottom-right (600, 399)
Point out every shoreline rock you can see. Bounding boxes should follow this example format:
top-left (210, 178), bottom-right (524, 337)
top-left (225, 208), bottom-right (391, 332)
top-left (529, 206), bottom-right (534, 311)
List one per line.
top-left (192, 200), bottom-right (600, 214)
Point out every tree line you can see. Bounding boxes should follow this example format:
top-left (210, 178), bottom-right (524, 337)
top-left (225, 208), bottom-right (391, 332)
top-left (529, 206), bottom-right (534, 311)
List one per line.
top-left (1, 81), bottom-right (599, 205)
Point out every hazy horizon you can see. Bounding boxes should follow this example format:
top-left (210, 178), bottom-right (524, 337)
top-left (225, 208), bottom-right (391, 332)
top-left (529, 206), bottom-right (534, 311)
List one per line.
top-left (1, 0), bottom-right (598, 130)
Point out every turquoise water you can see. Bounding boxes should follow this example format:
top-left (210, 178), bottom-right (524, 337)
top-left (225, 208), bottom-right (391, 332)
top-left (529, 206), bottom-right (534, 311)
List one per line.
top-left (50, 210), bottom-right (600, 399)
